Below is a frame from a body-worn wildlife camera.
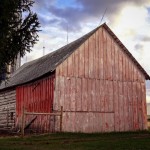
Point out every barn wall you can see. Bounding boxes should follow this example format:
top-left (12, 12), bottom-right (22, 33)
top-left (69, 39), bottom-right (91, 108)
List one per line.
top-left (0, 90), bottom-right (16, 129)
top-left (54, 27), bottom-right (147, 132)
top-left (16, 75), bottom-right (55, 132)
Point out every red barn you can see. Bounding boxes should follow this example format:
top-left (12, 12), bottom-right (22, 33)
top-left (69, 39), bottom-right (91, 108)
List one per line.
top-left (0, 23), bottom-right (150, 132)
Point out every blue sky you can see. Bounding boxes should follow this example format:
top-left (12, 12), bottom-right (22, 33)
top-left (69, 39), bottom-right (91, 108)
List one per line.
top-left (23, 0), bottom-right (150, 102)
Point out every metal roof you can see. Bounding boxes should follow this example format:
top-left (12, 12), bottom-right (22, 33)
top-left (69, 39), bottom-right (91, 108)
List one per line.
top-left (0, 23), bottom-right (149, 90)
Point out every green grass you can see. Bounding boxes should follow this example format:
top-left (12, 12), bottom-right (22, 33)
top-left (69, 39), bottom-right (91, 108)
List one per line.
top-left (0, 131), bottom-right (150, 150)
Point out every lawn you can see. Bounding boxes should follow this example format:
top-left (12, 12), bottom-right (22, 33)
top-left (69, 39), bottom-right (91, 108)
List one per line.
top-left (0, 131), bottom-right (150, 150)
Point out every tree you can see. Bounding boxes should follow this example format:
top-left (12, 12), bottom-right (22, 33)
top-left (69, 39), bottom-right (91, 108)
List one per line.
top-left (0, 0), bottom-right (40, 82)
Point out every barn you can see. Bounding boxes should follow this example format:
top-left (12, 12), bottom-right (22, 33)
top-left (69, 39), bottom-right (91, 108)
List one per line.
top-left (0, 23), bottom-right (150, 133)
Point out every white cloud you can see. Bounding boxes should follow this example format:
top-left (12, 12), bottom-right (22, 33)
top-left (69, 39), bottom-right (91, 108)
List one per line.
top-left (110, 5), bottom-right (150, 74)
top-left (147, 95), bottom-right (150, 103)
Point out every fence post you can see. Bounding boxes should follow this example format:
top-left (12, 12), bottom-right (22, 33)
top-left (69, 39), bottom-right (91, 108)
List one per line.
top-left (21, 106), bottom-right (25, 137)
top-left (60, 106), bottom-right (63, 132)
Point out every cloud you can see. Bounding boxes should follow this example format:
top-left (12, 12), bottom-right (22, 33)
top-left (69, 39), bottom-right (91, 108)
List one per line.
top-left (34, 0), bottom-right (55, 9)
top-left (134, 44), bottom-right (143, 51)
top-left (147, 95), bottom-right (150, 103)
top-left (41, 0), bottom-right (150, 31)
top-left (146, 81), bottom-right (150, 91)
top-left (141, 36), bottom-right (150, 42)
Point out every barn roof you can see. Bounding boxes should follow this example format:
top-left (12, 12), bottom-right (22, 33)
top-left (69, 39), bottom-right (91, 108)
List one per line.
top-left (0, 23), bottom-right (150, 90)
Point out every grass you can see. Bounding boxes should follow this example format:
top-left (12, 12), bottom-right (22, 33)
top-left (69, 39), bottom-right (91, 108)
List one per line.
top-left (0, 131), bottom-right (150, 150)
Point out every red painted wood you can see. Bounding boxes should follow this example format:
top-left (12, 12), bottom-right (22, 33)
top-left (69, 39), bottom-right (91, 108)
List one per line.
top-left (141, 82), bottom-right (147, 130)
top-left (103, 28), bottom-right (107, 80)
top-left (70, 78), bottom-right (75, 111)
top-left (75, 78), bottom-right (82, 111)
top-left (114, 81), bottom-right (119, 131)
top-left (106, 33), bottom-right (112, 80)
top-left (137, 82), bottom-right (143, 130)
top-left (88, 35), bottom-right (94, 78)
top-left (87, 79), bottom-right (92, 111)
top-left (84, 41), bottom-right (89, 78)
top-left (100, 79), bottom-right (105, 112)
top-left (111, 40), bottom-right (115, 80)
top-left (95, 79), bottom-right (100, 111)
top-left (114, 44), bottom-right (119, 80)
top-left (82, 78), bottom-right (88, 111)
top-left (16, 74), bottom-right (55, 131)
top-left (54, 26), bottom-right (147, 133)
top-left (67, 54), bottom-right (72, 77)
top-left (119, 81), bottom-right (124, 131)
top-left (95, 31), bottom-right (99, 79)
top-left (99, 28), bottom-right (104, 79)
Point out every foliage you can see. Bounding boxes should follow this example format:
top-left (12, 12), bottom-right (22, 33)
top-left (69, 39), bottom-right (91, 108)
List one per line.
top-left (0, 0), bottom-right (40, 81)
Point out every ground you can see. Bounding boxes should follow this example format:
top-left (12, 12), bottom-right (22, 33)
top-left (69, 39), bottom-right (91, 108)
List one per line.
top-left (0, 131), bottom-right (150, 150)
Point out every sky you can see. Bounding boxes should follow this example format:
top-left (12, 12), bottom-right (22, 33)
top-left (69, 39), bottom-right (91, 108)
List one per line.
top-left (22, 0), bottom-right (150, 103)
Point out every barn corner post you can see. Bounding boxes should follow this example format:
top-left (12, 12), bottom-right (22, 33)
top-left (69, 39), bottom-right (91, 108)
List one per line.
top-left (60, 106), bottom-right (63, 132)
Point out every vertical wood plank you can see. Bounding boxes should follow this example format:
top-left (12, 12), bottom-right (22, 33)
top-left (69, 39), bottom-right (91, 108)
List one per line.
top-left (114, 81), bottom-right (119, 131)
top-left (128, 82), bottom-right (133, 130)
top-left (124, 82), bottom-right (129, 131)
top-left (119, 81), bottom-right (124, 131)
top-left (64, 77), bottom-right (71, 111)
top-left (88, 35), bottom-right (94, 78)
top-left (87, 79), bottom-right (92, 111)
top-left (53, 76), bottom-right (59, 110)
top-left (95, 30), bottom-right (99, 79)
top-left (103, 28), bottom-right (107, 80)
top-left (71, 53), bottom-right (75, 77)
top-left (133, 67), bottom-right (137, 82)
top-left (74, 50), bottom-right (79, 77)
top-left (119, 50), bottom-right (123, 81)
top-left (111, 39), bottom-right (115, 80)
top-left (82, 78), bottom-right (88, 111)
top-left (114, 44), bottom-right (119, 80)
top-left (100, 80), bottom-right (105, 112)
top-left (91, 79), bottom-right (96, 111)
top-left (84, 41), bottom-right (89, 78)
top-left (133, 82), bottom-right (138, 130)
top-left (131, 62), bottom-right (134, 82)
top-left (79, 45), bottom-right (85, 77)
top-left (141, 82), bottom-right (147, 130)
top-left (63, 59), bottom-right (68, 77)
top-left (104, 81), bottom-right (109, 112)
top-left (125, 55), bottom-right (129, 81)
top-left (70, 78), bottom-right (76, 111)
top-left (67, 54), bottom-right (72, 77)
top-left (128, 60), bottom-right (130, 81)
top-left (106, 33), bottom-right (112, 80)
top-left (122, 52), bottom-right (125, 81)
top-left (95, 79), bottom-right (100, 111)
top-left (137, 82), bottom-right (143, 130)
top-left (92, 33), bottom-right (96, 79)
top-left (99, 28), bottom-right (104, 79)
top-left (76, 78), bottom-right (82, 111)
top-left (108, 81), bottom-right (114, 112)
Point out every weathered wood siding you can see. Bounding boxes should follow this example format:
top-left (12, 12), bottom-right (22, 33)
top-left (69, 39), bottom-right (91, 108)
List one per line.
top-left (54, 27), bottom-right (147, 132)
top-left (16, 75), bottom-right (55, 132)
top-left (0, 90), bottom-right (16, 129)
